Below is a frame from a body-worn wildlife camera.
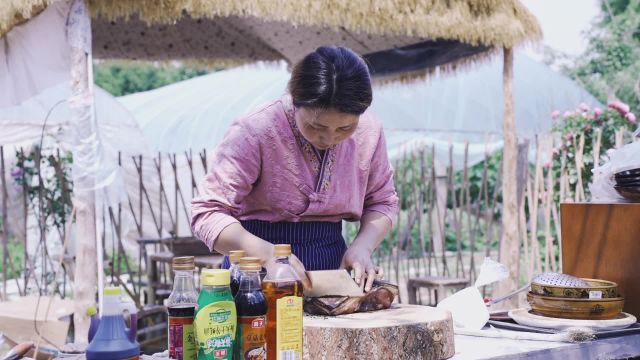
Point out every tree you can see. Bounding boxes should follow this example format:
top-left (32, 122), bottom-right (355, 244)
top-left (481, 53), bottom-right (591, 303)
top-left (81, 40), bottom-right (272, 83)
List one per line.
top-left (93, 62), bottom-right (216, 96)
top-left (566, 0), bottom-right (640, 111)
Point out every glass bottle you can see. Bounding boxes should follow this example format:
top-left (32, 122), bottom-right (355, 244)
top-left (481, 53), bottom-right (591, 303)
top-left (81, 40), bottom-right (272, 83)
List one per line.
top-left (229, 250), bottom-right (246, 297)
top-left (167, 256), bottom-right (198, 360)
top-left (234, 257), bottom-right (267, 360)
top-left (262, 245), bottom-right (303, 360)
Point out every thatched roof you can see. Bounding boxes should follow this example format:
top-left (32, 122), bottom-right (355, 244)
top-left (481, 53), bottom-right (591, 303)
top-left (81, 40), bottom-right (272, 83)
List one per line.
top-left (2, 0), bottom-right (542, 79)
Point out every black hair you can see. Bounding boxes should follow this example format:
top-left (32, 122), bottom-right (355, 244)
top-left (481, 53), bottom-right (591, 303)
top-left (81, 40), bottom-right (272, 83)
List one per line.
top-left (288, 46), bottom-right (372, 115)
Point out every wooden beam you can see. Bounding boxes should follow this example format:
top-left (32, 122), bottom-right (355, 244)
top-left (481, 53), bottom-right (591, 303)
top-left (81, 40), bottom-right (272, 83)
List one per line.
top-left (495, 47), bottom-right (520, 307)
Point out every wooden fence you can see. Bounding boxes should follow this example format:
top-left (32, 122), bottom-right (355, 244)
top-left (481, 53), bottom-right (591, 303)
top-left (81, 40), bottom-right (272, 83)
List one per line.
top-left (0, 131), bottom-right (609, 303)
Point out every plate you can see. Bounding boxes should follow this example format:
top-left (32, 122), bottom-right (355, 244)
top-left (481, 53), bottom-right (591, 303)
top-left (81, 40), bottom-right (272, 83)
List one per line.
top-left (508, 307), bottom-right (637, 331)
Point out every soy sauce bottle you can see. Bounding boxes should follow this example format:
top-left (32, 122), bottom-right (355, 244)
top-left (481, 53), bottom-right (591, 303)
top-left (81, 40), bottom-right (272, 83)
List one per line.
top-left (229, 250), bottom-right (246, 297)
top-left (167, 256), bottom-right (198, 360)
top-left (234, 257), bottom-right (267, 360)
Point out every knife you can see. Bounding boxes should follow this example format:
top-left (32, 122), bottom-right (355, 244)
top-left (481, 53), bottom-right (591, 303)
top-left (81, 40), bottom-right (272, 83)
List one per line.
top-left (304, 270), bottom-right (365, 297)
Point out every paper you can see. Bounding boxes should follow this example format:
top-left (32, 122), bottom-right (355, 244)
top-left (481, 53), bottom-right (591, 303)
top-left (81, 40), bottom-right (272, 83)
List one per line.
top-left (437, 258), bottom-right (508, 330)
top-left (304, 270), bottom-right (365, 297)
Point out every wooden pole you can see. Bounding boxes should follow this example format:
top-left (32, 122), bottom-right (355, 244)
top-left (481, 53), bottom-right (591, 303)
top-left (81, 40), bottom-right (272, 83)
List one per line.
top-left (495, 47), bottom-right (519, 307)
top-left (1, 146), bottom-right (7, 300)
top-left (69, 0), bottom-right (97, 342)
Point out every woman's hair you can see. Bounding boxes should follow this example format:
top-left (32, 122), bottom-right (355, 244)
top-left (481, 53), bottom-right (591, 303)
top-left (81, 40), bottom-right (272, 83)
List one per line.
top-left (288, 46), bottom-right (372, 115)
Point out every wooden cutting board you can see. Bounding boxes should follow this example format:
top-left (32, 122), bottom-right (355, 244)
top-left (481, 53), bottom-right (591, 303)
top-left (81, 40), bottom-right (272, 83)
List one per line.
top-left (303, 304), bottom-right (455, 359)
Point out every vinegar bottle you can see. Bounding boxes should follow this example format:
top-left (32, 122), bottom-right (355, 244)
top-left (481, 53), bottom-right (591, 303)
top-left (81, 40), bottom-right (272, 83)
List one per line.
top-left (234, 257), bottom-right (267, 360)
top-left (262, 244), bottom-right (303, 360)
top-left (229, 250), bottom-right (246, 297)
top-left (167, 256), bottom-right (198, 360)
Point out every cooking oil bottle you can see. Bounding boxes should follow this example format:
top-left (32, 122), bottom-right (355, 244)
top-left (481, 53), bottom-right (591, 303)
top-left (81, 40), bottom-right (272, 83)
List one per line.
top-left (262, 244), bottom-right (303, 360)
top-left (234, 257), bottom-right (267, 360)
top-left (167, 256), bottom-right (198, 360)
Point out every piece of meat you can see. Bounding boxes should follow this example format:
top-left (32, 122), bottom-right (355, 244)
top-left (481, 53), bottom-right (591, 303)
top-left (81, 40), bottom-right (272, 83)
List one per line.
top-left (304, 281), bottom-right (399, 316)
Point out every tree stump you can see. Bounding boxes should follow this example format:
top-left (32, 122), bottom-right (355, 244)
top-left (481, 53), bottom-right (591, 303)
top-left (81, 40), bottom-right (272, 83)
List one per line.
top-left (303, 304), bottom-right (454, 360)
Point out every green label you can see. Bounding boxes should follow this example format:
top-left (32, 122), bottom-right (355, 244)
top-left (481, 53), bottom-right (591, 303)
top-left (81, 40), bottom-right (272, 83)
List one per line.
top-left (194, 302), bottom-right (237, 360)
top-left (183, 323), bottom-right (196, 360)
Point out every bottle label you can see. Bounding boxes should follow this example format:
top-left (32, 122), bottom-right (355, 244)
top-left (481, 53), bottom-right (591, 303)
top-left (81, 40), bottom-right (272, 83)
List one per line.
top-left (276, 296), bottom-right (302, 360)
top-left (236, 315), bottom-right (266, 360)
top-left (168, 316), bottom-right (197, 360)
top-left (194, 302), bottom-right (237, 360)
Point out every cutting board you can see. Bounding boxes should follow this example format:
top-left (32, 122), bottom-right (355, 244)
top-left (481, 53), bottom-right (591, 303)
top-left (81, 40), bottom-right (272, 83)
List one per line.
top-left (303, 304), bottom-right (455, 359)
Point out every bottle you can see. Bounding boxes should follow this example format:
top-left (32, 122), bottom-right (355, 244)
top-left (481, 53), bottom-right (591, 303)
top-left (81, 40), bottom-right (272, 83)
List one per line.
top-left (87, 305), bottom-right (99, 343)
top-left (234, 257), bottom-right (267, 360)
top-left (229, 250), bottom-right (246, 297)
top-left (262, 244), bottom-right (303, 360)
top-left (167, 256), bottom-right (198, 360)
top-left (86, 287), bottom-right (140, 360)
top-left (194, 269), bottom-right (237, 360)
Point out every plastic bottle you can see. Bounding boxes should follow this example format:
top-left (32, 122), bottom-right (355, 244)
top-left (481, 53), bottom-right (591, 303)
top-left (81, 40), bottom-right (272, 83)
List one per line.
top-left (87, 305), bottom-right (99, 343)
top-left (194, 269), bottom-right (237, 360)
top-left (262, 244), bottom-right (303, 360)
top-left (167, 256), bottom-right (198, 360)
top-left (234, 257), bottom-right (267, 360)
top-left (229, 250), bottom-right (246, 297)
top-left (86, 287), bottom-right (140, 360)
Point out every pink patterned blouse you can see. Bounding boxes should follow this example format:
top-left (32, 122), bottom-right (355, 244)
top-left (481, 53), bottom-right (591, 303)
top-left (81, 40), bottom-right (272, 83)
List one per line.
top-left (191, 96), bottom-right (399, 250)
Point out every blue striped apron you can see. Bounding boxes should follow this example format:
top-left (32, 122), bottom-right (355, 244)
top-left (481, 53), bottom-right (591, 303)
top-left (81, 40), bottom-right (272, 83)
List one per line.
top-left (221, 220), bottom-right (347, 271)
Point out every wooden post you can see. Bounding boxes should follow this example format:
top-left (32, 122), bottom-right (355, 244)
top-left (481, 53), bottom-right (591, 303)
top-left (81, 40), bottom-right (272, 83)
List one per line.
top-left (68, 0), bottom-right (97, 342)
top-left (495, 47), bottom-right (519, 306)
top-left (1, 146), bottom-right (7, 300)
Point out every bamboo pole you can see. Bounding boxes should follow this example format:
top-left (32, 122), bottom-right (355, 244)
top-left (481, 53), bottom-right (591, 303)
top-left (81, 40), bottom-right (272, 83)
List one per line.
top-left (1, 146), bottom-right (7, 300)
top-left (69, 0), bottom-right (98, 341)
top-left (495, 47), bottom-right (519, 306)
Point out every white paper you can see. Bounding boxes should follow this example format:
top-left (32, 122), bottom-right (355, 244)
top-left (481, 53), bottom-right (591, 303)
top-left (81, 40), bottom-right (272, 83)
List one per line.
top-left (437, 258), bottom-right (509, 330)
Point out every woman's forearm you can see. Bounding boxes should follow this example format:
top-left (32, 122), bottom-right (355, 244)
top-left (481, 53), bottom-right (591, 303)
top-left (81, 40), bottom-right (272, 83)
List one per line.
top-left (351, 212), bottom-right (392, 253)
top-left (214, 223), bottom-right (274, 263)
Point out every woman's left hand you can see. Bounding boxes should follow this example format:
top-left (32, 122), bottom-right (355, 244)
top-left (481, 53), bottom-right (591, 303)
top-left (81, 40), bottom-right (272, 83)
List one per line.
top-left (340, 245), bottom-right (383, 292)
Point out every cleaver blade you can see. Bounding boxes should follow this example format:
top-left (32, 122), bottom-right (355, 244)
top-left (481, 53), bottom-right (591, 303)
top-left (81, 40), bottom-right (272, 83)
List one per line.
top-left (304, 269), bottom-right (365, 297)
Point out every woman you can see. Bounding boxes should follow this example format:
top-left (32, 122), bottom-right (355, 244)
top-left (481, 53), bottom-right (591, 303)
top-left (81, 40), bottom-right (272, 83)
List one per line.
top-left (191, 46), bottom-right (398, 291)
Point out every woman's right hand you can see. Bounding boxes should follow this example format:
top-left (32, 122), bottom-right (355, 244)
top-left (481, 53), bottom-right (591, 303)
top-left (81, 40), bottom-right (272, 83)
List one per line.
top-left (263, 253), bottom-right (312, 290)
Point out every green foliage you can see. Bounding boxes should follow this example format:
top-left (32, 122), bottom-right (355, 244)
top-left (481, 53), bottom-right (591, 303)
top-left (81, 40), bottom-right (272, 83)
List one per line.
top-left (550, 103), bottom-right (636, 200)
top-left (12, 147), bottom-right (73, 228)
top-left (0, 241), bottom-right (25, 280)
top-left (94, 62), bottom-right (215, 96)
top-left (565, 0), bottom-right (640, 113)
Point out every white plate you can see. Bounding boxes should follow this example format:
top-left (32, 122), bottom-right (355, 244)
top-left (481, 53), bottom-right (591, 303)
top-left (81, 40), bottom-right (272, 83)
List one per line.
top-left (508, 308), bottom-right (637, 331)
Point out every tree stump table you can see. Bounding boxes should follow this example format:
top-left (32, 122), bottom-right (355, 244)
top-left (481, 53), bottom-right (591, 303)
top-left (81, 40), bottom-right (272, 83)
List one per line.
top-left (303, 304), bottom-right (455, 360)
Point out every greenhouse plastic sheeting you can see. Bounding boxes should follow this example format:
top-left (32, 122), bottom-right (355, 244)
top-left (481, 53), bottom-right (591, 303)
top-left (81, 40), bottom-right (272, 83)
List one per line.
top-left (119, 53), bottom-right (601, 169)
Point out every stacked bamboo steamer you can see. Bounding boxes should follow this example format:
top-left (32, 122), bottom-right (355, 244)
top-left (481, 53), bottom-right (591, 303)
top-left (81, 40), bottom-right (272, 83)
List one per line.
top-left (527, 273), bottom-right (624, 320)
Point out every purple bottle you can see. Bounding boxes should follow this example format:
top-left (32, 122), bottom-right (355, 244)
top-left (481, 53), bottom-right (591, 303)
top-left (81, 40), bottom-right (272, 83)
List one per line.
top-left (86, 287), bottom-right (139, 360)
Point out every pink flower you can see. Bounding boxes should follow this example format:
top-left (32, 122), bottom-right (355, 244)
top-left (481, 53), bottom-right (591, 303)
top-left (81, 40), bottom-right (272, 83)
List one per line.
top-left (544, 161), bottom-right (552, 169)
top-left (594, 107), bottom-right (603, 118)
top-left (579, 103), bottom-right (590, 112)
top-left (563, 111), bottom-right (575, 118)
top-left (626, 112), bottom-right (637, 124)
top-left (608, 101), bottom-right (630, 115)
top-left (551, 110), bottom-right (561, 119)
top-left (565, 132), bottom-right (574, 141)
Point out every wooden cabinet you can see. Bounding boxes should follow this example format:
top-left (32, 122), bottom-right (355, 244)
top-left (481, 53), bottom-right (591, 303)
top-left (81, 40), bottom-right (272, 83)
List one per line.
top-left (561, 203), bottom-right (640, 317)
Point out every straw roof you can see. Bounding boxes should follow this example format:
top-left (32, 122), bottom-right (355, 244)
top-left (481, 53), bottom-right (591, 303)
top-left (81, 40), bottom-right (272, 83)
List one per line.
top-left (84, 0), bottom-right (541, 48)
top-left (2, 0), bottom-right (542, 79)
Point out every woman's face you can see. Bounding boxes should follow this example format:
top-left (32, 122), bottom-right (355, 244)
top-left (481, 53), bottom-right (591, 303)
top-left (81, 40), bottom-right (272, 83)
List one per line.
top-left (295, 107), bottom-right (359, 150)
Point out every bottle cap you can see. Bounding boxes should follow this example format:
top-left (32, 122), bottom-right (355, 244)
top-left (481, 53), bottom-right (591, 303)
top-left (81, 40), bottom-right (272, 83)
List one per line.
top-left (201, 269), bottom-right (231, 286)
top-left (172, 256), bottom-right (195, 271)
top-left (273, 244), bottom-right (292, 257)
top-left (229, 250), bottom-right (246, 264)
top-left (239, 257), bottom-right (262, 271)
top-left (104, 286), bottom-right (121, 296)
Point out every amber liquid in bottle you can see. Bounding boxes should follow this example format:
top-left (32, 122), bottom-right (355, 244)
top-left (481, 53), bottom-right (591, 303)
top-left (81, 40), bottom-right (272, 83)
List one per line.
top-left (263, 279), bottom-right (303, 360)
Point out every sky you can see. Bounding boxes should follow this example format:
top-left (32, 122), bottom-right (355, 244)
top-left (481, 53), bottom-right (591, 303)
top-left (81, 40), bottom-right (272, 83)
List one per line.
top-left (521, 0), bottom-right (601, 58)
